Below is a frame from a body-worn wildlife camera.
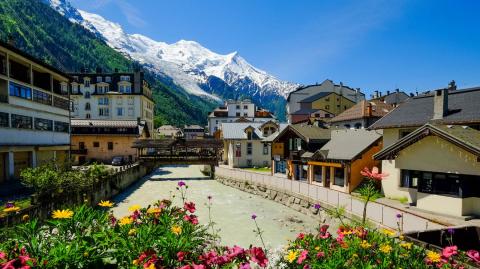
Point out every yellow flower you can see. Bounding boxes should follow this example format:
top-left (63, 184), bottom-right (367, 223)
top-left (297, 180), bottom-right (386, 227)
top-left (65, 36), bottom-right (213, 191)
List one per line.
top-left (119, 216), bottom-right (133, 226)
top-left (399, 235), bottom-right (405, 240)
top-left (22, 214), bottom-right (29, 221)
top-left (133, 259), bottom-right (139, 265)
top-left (3, 206), bottom-right (20, 213)
top-left (128, 204), bottom-right (141, 212)
top-left (352, 253), bottom-right (358, 259)
top-left (342, 230), bottom-right (353, 236)
top-left (98, 200), bottom-right (114, 208)
top-left (147, 207), bottom-right (161, 214)
top-left (379, 244), bottom-right (392, 254)
top-left (128, 228), bottom-right (137, 236)
top-left (426, 251), bottom-right (441, 263)
top-left (171, 225), bottom-right (182, 235)
top-left (400, 242), bottom-right (412, 250)
top-left (83, 252), bottom-right (89, 257)
top-left (381, 229), bottom-right (396, 237)
top-left (314, 246), bottom-right (320, 251)
top-left (146, 264), bottom-right (155, 269)
top-left (360, 240), bottom-right (372, 249)
top-left (285, 250), bottom-right (299, 263)
top-left (52, 209), bottom-right (74, 219)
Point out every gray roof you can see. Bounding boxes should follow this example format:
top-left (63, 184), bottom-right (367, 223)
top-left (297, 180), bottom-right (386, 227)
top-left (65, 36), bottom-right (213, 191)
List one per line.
top-left (315, 129), bottom-right (382, 160)
top-left (298, 92), bottom-right (333, 103)
top-left (222, 122), bottom-right (287, 140)
top-left (291, 108), bottom-right (319, 115)
top-left (262, 125), bottom-right (289, 142)
top-left (290, 124), bottom-right (331, 142)
top-left (370, 88), bottom-right (480, 129)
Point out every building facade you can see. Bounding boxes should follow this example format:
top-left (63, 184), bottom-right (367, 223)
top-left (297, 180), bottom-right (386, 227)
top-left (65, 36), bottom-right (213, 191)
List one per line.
top-left (329, 100), bottom-right (394, 129)
top-left (287, 79), bottom-right (365, 123)
top-left (207, 99), bottom-right (275, 135)
top-left (156, 125), bottom-right (183, 139)
top-left (221, 121), bottom-right (286, 168)
top-left (370, 84), bottom-right (480, 217)
top-left (69, 70), bottom-right (154, 132)
top-left (183, 125), bottom-right (205, 140)
top-left (71, 119), bottom-right (149, 165)
top-left (0, 41), bottom-right (70, 183)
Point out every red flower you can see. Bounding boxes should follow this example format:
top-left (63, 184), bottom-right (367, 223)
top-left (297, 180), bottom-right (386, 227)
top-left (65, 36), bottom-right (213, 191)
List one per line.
top-left (184, 202), bottom-right (196, 213)
top-left (177, 251), bottom-right (186, 262)
top-left (227, 245), bottom-right (245, 259)
top-left (360, 166), bottom-right (388, 181)
top-left (297, 250), bottom-right (308, 264)
top-left (316, 252), bottom-right (325, 258)
top-left (467, 250), bottom-right (480, 264)
top-left (297, 233), bottom-right (305, 240)
top-left (442, 246), bottom-right (458, 259)
top-left (248, 247), bottom-right (268, 268)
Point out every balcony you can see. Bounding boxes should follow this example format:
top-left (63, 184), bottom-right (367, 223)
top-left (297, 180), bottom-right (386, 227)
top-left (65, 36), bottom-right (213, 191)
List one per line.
top-left (0, 94), bottom-right (7, 103)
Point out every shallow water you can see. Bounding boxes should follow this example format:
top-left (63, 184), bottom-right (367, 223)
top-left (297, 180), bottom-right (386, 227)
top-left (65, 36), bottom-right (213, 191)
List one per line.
top-left (112, 165), bottom-right (321, 248)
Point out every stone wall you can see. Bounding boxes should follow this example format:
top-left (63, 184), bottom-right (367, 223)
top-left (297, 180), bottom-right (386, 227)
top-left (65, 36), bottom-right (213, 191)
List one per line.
top-left (0, 164), bottom-right (149, 226)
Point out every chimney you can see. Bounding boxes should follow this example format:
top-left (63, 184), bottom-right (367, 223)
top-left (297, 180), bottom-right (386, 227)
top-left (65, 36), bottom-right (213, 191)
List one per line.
top-left (433, 89), bottom-right (448, 120)
top-left (396, 88), bottom-right (400, 93)
top-left (374, 90), bottom-right (379, 98)
top-left (386, 90), bottom-right (390, 95)
top-left (366, 102), bottom-right (373, 117)
top-left (448, 80), bottom-right (457, 91)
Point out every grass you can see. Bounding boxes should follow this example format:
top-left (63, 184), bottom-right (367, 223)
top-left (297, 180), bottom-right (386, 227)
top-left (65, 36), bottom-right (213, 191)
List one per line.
top-left (243, 167), bottom-right (271, 173)
top-left (0, 197), bottom-right (31, 217)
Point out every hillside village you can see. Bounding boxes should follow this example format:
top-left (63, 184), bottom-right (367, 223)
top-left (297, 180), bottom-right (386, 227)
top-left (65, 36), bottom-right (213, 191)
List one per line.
top-left (1, 0), bottom-right (480, 268)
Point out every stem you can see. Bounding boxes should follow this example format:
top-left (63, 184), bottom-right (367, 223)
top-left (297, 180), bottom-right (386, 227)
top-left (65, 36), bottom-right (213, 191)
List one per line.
top-left (254, 219), bottom-right (267, 250)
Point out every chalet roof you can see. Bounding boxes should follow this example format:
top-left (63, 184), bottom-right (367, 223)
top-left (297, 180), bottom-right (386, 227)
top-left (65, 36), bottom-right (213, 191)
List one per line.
top-left (290, 108), bottom-right (319, 115)
top-left (274, 124), bottom-right (331, 144)
top-left (222, 122), bottom-right (287, 140)
top-left (312, 129), bottom-right (382, 161)
top-left (330, 100), bottom-right (393, 123)
top-left (371, 91), bottom-right (410, 105)
top-left (298, 92), bottom-right (333, 103)
top-left (370, 87), bottom-right (480, 129)
top-left (373, 124), bottom-right (480, 160)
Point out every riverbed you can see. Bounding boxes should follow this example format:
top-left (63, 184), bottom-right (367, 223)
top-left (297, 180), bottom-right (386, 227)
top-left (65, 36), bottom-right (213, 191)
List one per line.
top-left (112, 165), bottom-right (321, 248)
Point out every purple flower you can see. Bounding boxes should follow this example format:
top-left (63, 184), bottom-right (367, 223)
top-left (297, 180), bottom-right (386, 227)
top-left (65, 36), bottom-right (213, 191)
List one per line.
top-left (448, 228), bottom-right (455, 234)
top-left (5, 202), bottom-right (14, 208)
top-left (177, 181), bottom-right (186, 187)
top-left (396, 213), bottom-right (402, 219)
top-left (251, 214), bottom-right (257, 220)
top-left (313, 203), bottom-right (321, 210)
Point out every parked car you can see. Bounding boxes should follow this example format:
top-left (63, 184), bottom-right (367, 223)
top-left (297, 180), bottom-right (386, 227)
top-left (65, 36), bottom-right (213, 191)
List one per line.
top-left (111, 156), bottom-right (125, 166)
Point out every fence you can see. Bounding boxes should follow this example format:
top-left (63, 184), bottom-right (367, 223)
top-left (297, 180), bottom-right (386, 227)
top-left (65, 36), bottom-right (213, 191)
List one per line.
top-left (216, 166), bottom-right (446, 232)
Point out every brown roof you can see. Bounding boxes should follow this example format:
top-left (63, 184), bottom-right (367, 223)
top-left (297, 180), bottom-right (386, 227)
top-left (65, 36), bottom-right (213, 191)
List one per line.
top-left (330, 100), bottom-right (393, 123)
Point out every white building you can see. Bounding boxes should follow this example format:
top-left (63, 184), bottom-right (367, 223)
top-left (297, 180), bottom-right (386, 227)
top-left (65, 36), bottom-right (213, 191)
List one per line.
top-left (183, 125), bottom-right (205, 140)
top-left (207, 99), bottom-right (275, 135)
top-left (221, 121), bottom-right (287, 168)
top-left (70, 70), bottom-right (155, 132)
top-left (0, 41), bottom-right (71, 183)
top-left (286, 79), bottom-right (365, 123)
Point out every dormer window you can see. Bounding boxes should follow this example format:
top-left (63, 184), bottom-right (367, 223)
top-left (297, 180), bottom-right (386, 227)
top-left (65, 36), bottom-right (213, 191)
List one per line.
top-left (84, 78), bottom-right (90, 88)
top-left (247, 130), bottom-right (252, 140)
top-left (84, 91), bottom-right (90, 99)
top-left (97, 76), bottom-right (103, 83)
top-left (120, 75), bottom-right (130, 81)
top-left (105, 76), bottom-right (111, 83)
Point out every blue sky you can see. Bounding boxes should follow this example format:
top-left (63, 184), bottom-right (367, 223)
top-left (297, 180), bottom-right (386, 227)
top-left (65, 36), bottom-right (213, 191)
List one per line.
top-left (70, 0), bottom-right (480, 96)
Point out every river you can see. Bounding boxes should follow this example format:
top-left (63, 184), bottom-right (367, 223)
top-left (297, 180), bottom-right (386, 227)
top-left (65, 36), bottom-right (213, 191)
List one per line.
top-left (112, 165), bottom-right (321, 248)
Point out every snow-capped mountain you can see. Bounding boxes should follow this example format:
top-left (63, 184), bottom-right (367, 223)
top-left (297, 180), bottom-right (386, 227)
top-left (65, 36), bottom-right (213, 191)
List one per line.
top-left (43, 0), bottom-right (299, 113)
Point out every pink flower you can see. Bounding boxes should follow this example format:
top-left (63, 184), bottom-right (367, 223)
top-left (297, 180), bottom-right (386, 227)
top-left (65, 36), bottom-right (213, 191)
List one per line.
top-left (317, 252), bottom-right (325, 258)
top-left (177, 251), bottom-right (186, 262)
top-left (303, 265), bottom-right (311, 269)
top-left (0, 252), bottom-right (6, 260)
top-left (442, 246), bottom-right (458, 258)
top-left (467, 250), bottom-right (480, 264)
top-left (297, 233), bottom-right (305, 240)
top-left (239, 263), bottom-right (251, 269)
top-left (227, 245), bottom-right (245, 259)
top-left (360, 166), bottom-right (388, 181)
top-left (297, 250), bottom-right (308, 264)
top-left (178, 266), bottom-right (191, 269)
top-left (192, 263), bottom-right (206, 269)
top-left (184, 202), bottom-right (196, 213)
top-left (183, 214), bottom-right (199, 225)
top-left (248, 247), bottom-right (268, 267)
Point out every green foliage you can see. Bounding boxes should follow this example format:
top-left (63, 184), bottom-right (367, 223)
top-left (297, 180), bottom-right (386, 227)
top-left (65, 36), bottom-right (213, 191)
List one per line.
top-left (20, 162), bottom-right (110, 195)
top-left (0, 0), bottom-right (218, 126)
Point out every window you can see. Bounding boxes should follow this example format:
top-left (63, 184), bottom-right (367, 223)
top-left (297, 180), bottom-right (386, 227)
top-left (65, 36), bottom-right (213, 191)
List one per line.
top-left (125, 85), bottom-right (131, 93)
top-left (84, 79), bottom-right (90, 88)
top-left (11, 114), bottom-right (32, 129)
top-left (236, 105), bottom-right (240, 109)
top-left (313, 166), bottom-right (323, 183)
top-left (34, 118), bottom-right (53, 131)
top-left (263, 143), bottom-right (268, 155)
top-left (117, 107), bottom-right (124, 116)
top-left (85, 103), bottom-right (91, 110)
top-left (0, 112), bottom-right (9, 127)
top-left (128, 107), bottom-right (134, 116)
top-left (93, 142), bottom-right (100, 147)
top-left (244, 105), bottom-right (248, 109)
top-left (236, 112), bottom-right (240, 117)
top-left (291, 138), bottom-right (302, 151)
top-left (235, 143), bottom-right (241, 157)
top-left (354, 123), bottom-right (362, 129)
top-left (53, 96), bottom-right (70, 110)
top-left (54, 121), bottom-right (69, 133)
top-left (406, 170), bottom-right (480, 198)
top-left (325, 105), bottom-right (330, 110)
top-left (98, 97), bottom-right (109, 105)
top-left (97, 85), bottom-right (109, 94)
top-left (243, 113), bottom-right (248, 116)
top-left (247, 159), bottom-right (252, 167)
top-left (400, 170), bottom-right (419, 188)
top-left (247, 131), bottom-right (252, 140)
top-left (117, 97), bottom-right (123, 105)
top-left (79, 142), bottom-right (85, 149)
top-left (247, 142), bottom-right (252, 155)
top-left (99, 108), bottom-right (109, 116)
top-left (86, 113), bottom-right (91, 119)
top-left (9, 82), bottom-right (31, 99)
top-left (105, 76), bottom-right (111, 83)
top-left (108, 142), bottom-right (113, 150)
top-left (325, 98), bottom-right (330, 102)
top-left (85, 91), bottom-right (90, 99)
top-left (32, 90), bottom-right (52, 105)
top-left (128, 97), bottom-right (134, 105)
top-left (344, 124), bottom-right (351, 129)
top-left (97, 76), bottom-right (102, 83)
top-left (120, 75), bottom-right (130, 81)
top-left (333, 167), bottom-right (345, 186)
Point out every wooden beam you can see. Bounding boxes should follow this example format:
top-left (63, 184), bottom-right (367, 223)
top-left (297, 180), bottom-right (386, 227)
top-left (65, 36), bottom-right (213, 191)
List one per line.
top-left (307, 161), bottom-right (342, 168)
